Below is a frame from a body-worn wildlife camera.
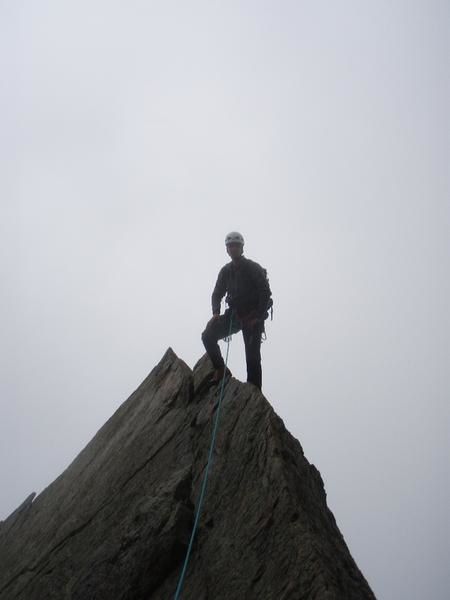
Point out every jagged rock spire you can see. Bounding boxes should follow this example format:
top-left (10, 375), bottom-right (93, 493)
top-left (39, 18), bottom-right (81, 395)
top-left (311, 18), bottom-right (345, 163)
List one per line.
top-left (0, 349), bottom-right (376, 599)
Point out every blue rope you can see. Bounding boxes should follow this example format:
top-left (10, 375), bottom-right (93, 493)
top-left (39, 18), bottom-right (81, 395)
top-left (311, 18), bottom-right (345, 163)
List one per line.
top-left (174, 313), bottom-right (234, 600)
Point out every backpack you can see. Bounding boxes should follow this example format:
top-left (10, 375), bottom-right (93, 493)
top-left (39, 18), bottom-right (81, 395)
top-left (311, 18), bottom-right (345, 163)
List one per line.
top-left (262, 268), bottom-right (274, 321)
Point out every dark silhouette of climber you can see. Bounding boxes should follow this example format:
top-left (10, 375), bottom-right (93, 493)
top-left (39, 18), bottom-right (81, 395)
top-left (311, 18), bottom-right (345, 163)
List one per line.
top-left (201, 232), bottom-right (272, 390)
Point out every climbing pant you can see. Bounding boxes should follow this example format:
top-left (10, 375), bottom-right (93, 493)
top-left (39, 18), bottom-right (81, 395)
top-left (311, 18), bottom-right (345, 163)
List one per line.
top-left (201, 309), bottom-right (264, 390)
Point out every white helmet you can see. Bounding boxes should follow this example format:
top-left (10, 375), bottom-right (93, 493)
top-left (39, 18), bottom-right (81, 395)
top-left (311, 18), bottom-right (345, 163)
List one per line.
top-left (225, 231), bottom-right (245, 246)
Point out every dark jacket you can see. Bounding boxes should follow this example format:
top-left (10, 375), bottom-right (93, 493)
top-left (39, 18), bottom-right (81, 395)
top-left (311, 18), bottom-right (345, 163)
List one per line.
top-left (211, 256), bottom-right (272, 320)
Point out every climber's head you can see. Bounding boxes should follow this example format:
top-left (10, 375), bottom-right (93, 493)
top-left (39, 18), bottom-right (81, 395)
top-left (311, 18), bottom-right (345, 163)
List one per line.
top-left (225, 231), bottom-right (244, 259)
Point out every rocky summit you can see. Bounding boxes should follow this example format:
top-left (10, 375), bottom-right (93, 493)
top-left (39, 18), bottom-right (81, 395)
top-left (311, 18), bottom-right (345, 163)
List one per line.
top-left (0, 349), bottom-right (376, 599)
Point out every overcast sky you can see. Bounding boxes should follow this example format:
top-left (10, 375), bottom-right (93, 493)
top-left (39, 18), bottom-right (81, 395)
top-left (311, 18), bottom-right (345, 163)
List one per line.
top-left (1, 2), bottom-right (449, 599)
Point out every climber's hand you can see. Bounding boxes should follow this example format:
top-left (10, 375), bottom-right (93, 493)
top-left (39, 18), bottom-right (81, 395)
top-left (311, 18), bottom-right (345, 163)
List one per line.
top-left (246, 318), bottom-right (260, 329)
top-left (208, 314), bottom-right (220, 326)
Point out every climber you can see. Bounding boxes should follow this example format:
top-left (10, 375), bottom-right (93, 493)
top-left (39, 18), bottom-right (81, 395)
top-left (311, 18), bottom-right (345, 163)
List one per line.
top-left (201, 231), bottom-right (272, 391)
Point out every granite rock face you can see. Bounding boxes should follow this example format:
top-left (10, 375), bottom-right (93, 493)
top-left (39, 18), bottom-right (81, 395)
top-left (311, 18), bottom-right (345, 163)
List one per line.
top-left (0, 349), bottom-right (376, 599)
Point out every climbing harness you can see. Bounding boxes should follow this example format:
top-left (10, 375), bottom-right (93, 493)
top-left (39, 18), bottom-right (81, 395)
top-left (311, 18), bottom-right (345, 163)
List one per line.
top-left (174, 313), bottom-right (234, 600)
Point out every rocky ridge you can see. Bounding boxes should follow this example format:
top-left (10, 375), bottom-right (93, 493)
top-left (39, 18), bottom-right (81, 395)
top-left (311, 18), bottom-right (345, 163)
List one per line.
top-left (0, 349), bottom-right (376, 599)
